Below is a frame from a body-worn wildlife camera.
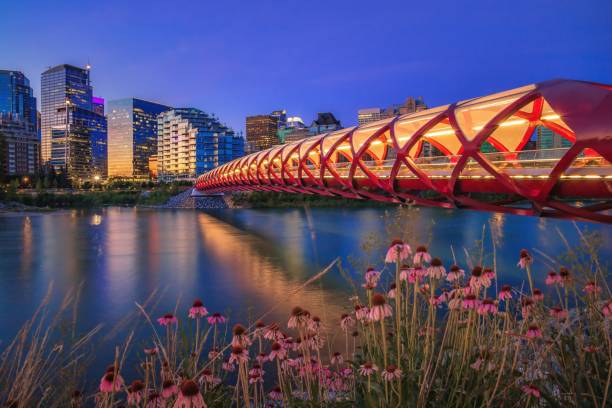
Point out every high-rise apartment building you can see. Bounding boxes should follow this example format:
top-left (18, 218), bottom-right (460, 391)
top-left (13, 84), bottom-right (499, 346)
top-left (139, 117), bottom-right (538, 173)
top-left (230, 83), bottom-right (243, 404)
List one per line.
top-left (157, 108), bottom-right (243, 181)
top-left (41, 64), bottom-right (107, 180)
top-left (107, 98), bottom-right (170, 179)
top-left (246, 114), bottom-right (279, 151)
top-left (358, 96), bottom-right (427, 125)
top-left (0, 70), bottom-right (39, 176)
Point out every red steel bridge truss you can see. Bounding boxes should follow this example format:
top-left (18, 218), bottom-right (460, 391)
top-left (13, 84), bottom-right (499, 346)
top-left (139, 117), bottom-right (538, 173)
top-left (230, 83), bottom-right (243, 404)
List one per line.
top-left (195, 80), bottom-right (612, 223)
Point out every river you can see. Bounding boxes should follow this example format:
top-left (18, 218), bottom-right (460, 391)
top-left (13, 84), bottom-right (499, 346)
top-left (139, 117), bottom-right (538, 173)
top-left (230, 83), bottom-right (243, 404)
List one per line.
top-left (0, 206), bottom-right (609, 379)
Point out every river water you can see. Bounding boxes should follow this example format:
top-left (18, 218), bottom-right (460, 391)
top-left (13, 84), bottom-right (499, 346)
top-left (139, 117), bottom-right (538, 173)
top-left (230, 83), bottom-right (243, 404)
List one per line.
top-left (0, 206), bottom-right (609, 379)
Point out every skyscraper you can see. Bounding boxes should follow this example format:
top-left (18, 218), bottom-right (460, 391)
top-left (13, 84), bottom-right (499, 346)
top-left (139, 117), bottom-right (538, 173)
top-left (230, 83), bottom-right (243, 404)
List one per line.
top-left (0, 70), bottom-right (39, 176)
top-left (41, 64), bottom-right (107, 180)
top-left (157, 108), bottom-right (243, 181)
top-left (246, 114), bottom-right (279, 151)
top-left (107, 98), bottom-right (170, 179)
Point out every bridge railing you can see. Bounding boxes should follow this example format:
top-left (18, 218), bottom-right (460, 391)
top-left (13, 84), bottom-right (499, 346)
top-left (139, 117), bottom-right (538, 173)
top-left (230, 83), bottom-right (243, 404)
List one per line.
top-left (285, 148), bottom-right (608, 179)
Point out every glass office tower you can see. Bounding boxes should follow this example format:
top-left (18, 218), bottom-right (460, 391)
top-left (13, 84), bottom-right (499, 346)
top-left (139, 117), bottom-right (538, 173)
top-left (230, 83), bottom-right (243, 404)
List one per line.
top-left (107, 98), bottom-right (170, 178)
top-left (41, 64), bottom-right (107, 179)
top-left (157, 108), bottom-right (244, 181)
top-left (0, 70), bottom-right (39, 176)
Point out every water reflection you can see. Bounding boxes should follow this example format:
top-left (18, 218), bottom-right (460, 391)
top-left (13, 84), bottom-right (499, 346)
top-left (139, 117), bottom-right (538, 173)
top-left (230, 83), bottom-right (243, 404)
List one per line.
top-left (196, 212), bottom-right (346, 329)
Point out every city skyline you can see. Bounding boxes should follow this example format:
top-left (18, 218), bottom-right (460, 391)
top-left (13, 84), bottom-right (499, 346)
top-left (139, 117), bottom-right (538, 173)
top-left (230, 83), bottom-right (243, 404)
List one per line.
top-left (1, 0), bottom-right (610, 134)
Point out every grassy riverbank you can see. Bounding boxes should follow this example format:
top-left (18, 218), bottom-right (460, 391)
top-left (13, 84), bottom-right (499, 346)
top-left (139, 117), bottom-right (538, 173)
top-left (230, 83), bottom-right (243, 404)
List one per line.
top-left (230, 191), bottom-right (394, 208)
top-left (0, 186), bottom-right (183, 210)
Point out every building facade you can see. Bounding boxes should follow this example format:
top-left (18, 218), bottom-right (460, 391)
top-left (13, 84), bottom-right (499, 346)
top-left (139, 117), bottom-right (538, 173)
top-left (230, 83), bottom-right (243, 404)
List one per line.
top-left (107, 98), bottom-right (170, 179)
top-left (358, 96), bottom-right (427, 125)
top-left (41, 64), bottom-right (107, 180)
top-left (0, 70), bottom-right (39, 176)
top-left (309, 112), bottom-right (342, 135)
top-left (157, 108), bottom-right (243, 181)
top-left (246, 114), bottom-right (279, 151)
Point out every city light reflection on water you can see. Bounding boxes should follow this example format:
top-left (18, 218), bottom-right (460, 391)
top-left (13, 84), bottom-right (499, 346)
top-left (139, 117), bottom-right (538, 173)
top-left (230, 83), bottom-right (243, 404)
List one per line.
top-left (0, 207), bottom-right (609, 377)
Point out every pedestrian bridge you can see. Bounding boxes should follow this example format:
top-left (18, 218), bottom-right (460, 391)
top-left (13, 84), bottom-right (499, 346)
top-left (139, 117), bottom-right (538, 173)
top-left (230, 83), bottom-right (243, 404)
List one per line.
top-left (195, 79), bottom-right (612, 223)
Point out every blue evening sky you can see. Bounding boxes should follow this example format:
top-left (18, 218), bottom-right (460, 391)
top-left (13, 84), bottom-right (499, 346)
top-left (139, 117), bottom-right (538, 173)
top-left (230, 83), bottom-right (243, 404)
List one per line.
top-left (1, 0), bottom-right (610, 133)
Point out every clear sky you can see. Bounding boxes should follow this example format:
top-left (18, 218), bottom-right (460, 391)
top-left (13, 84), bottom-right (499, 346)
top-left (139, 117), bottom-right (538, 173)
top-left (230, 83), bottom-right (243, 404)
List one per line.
top-left (1, 0), bottom-right (610, 133)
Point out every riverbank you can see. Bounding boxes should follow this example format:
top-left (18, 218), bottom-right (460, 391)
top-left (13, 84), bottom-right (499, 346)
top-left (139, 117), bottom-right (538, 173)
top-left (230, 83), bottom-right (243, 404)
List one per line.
top-left (228, 191), bottom-right (394, 208)
top-left (0, 186), bottom-right (185, 211)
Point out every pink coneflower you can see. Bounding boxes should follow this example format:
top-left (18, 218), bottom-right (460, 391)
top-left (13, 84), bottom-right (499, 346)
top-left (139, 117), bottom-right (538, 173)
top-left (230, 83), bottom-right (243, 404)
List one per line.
top-left (477, 298), bottom-right (497, 315)
top-left (603, 300), bottom-right (612, 318)
top-left (413, 245), bottom-right (431, 265)
top-left (364, 267), bottom-right (381, 287)
top-left (430, 294), bottom-right (443, 306)
top-left (199, 368), bottom-right (218, 385)
top-left (325, 352), bottom-right (340, 366)
top-left (127, 380), bottom-right (145, 405)
top-left (255, 352), bottom-right (269, 364)
top-left (583, 345), bottom-right (600, 353)
top-left (521, 298), bottom-right (534, 319)
top-left (584, 281), bottom-right (602, 295)
top-left (308, 316), bottom-right (322, 332)
top-left (499, 284), bottom-right (513, 301)
top-left (161, 379), bottom-right (178, 399)
top-left (545, 271), bottom-right (560, 286)
top-left (549, 306), bottom-right (568, 319)
top-left (399, 264), bottom-right (411, 281)
top-left (269, 386), bottom-right (283, 401)
top-left (229, 346), bottom-right (249, 365)
top-left (517, 249), bottom-right (532, 269)
top-left (71, 390), bottom-right (82, 408)
top-left (559, 267), bottom-right (571, 286)
top-left (222, 359), bottom-right (235, 371)
top-left (354, 304), bottom-right (370, 321)
top-left (385, 239), bottom-right (411, 263)
top-left (359, 362), bottom-right (378, 376)
top-left (231, 324), bottom-right (252, 348)
top-left (144, 346), bottom-right (158, 356)
top-left (147, 392), bottom-right (163, 408)
top-left (381, 365), bottom-right (402, 381)
top-left (462, 294), bottom-right (480, 310)
top-left (446, 265), bottom-right (465, 282)
top-left (253, 320), bottom-right (266, 336)
top-left (264, 323), bottom-right (282, 341)
top-left (157, 313), bottom-right (178, 326)
top-left (99, 367), bottom-right (124, 393)
top-left (340, 313), bottom-right (355, 331)
top-left (288, 306), bottom-right (309, 328)
top-left (207, 312), bottom-right (226, 325)
top-left (387, 283), bottom-right (397, 299)
top-left (188, 299), bottom-right (208, 319)
top-left (249, 373), bottom-right (263, 384)
top-left (268, 342), bottom-right (287, 361)
top-left (174, 380), bottom-right (206, 408)
top-left (369, 294), bottom-right (392, 321)
top-left (248, 364), bottom-right (264, 377)
top-left (526, 325), bottom-right (542, 339)
top-left (207, 348), bottom-right (220, 360)
top-left (483, 267), bottom-right (495, 280)
top-left (469, 266), bottom-right (491, 290)
top-left (521, 384), bottom-right (541, 399)
top-left (427, 258), bottom-right (446, 279)
top-left (532, 288), bottom-right (544, 302)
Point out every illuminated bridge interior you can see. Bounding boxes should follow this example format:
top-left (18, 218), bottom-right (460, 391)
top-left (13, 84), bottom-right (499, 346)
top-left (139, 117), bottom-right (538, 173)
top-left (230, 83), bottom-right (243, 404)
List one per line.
top-left (196, 79), bottom-right (612, 223)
